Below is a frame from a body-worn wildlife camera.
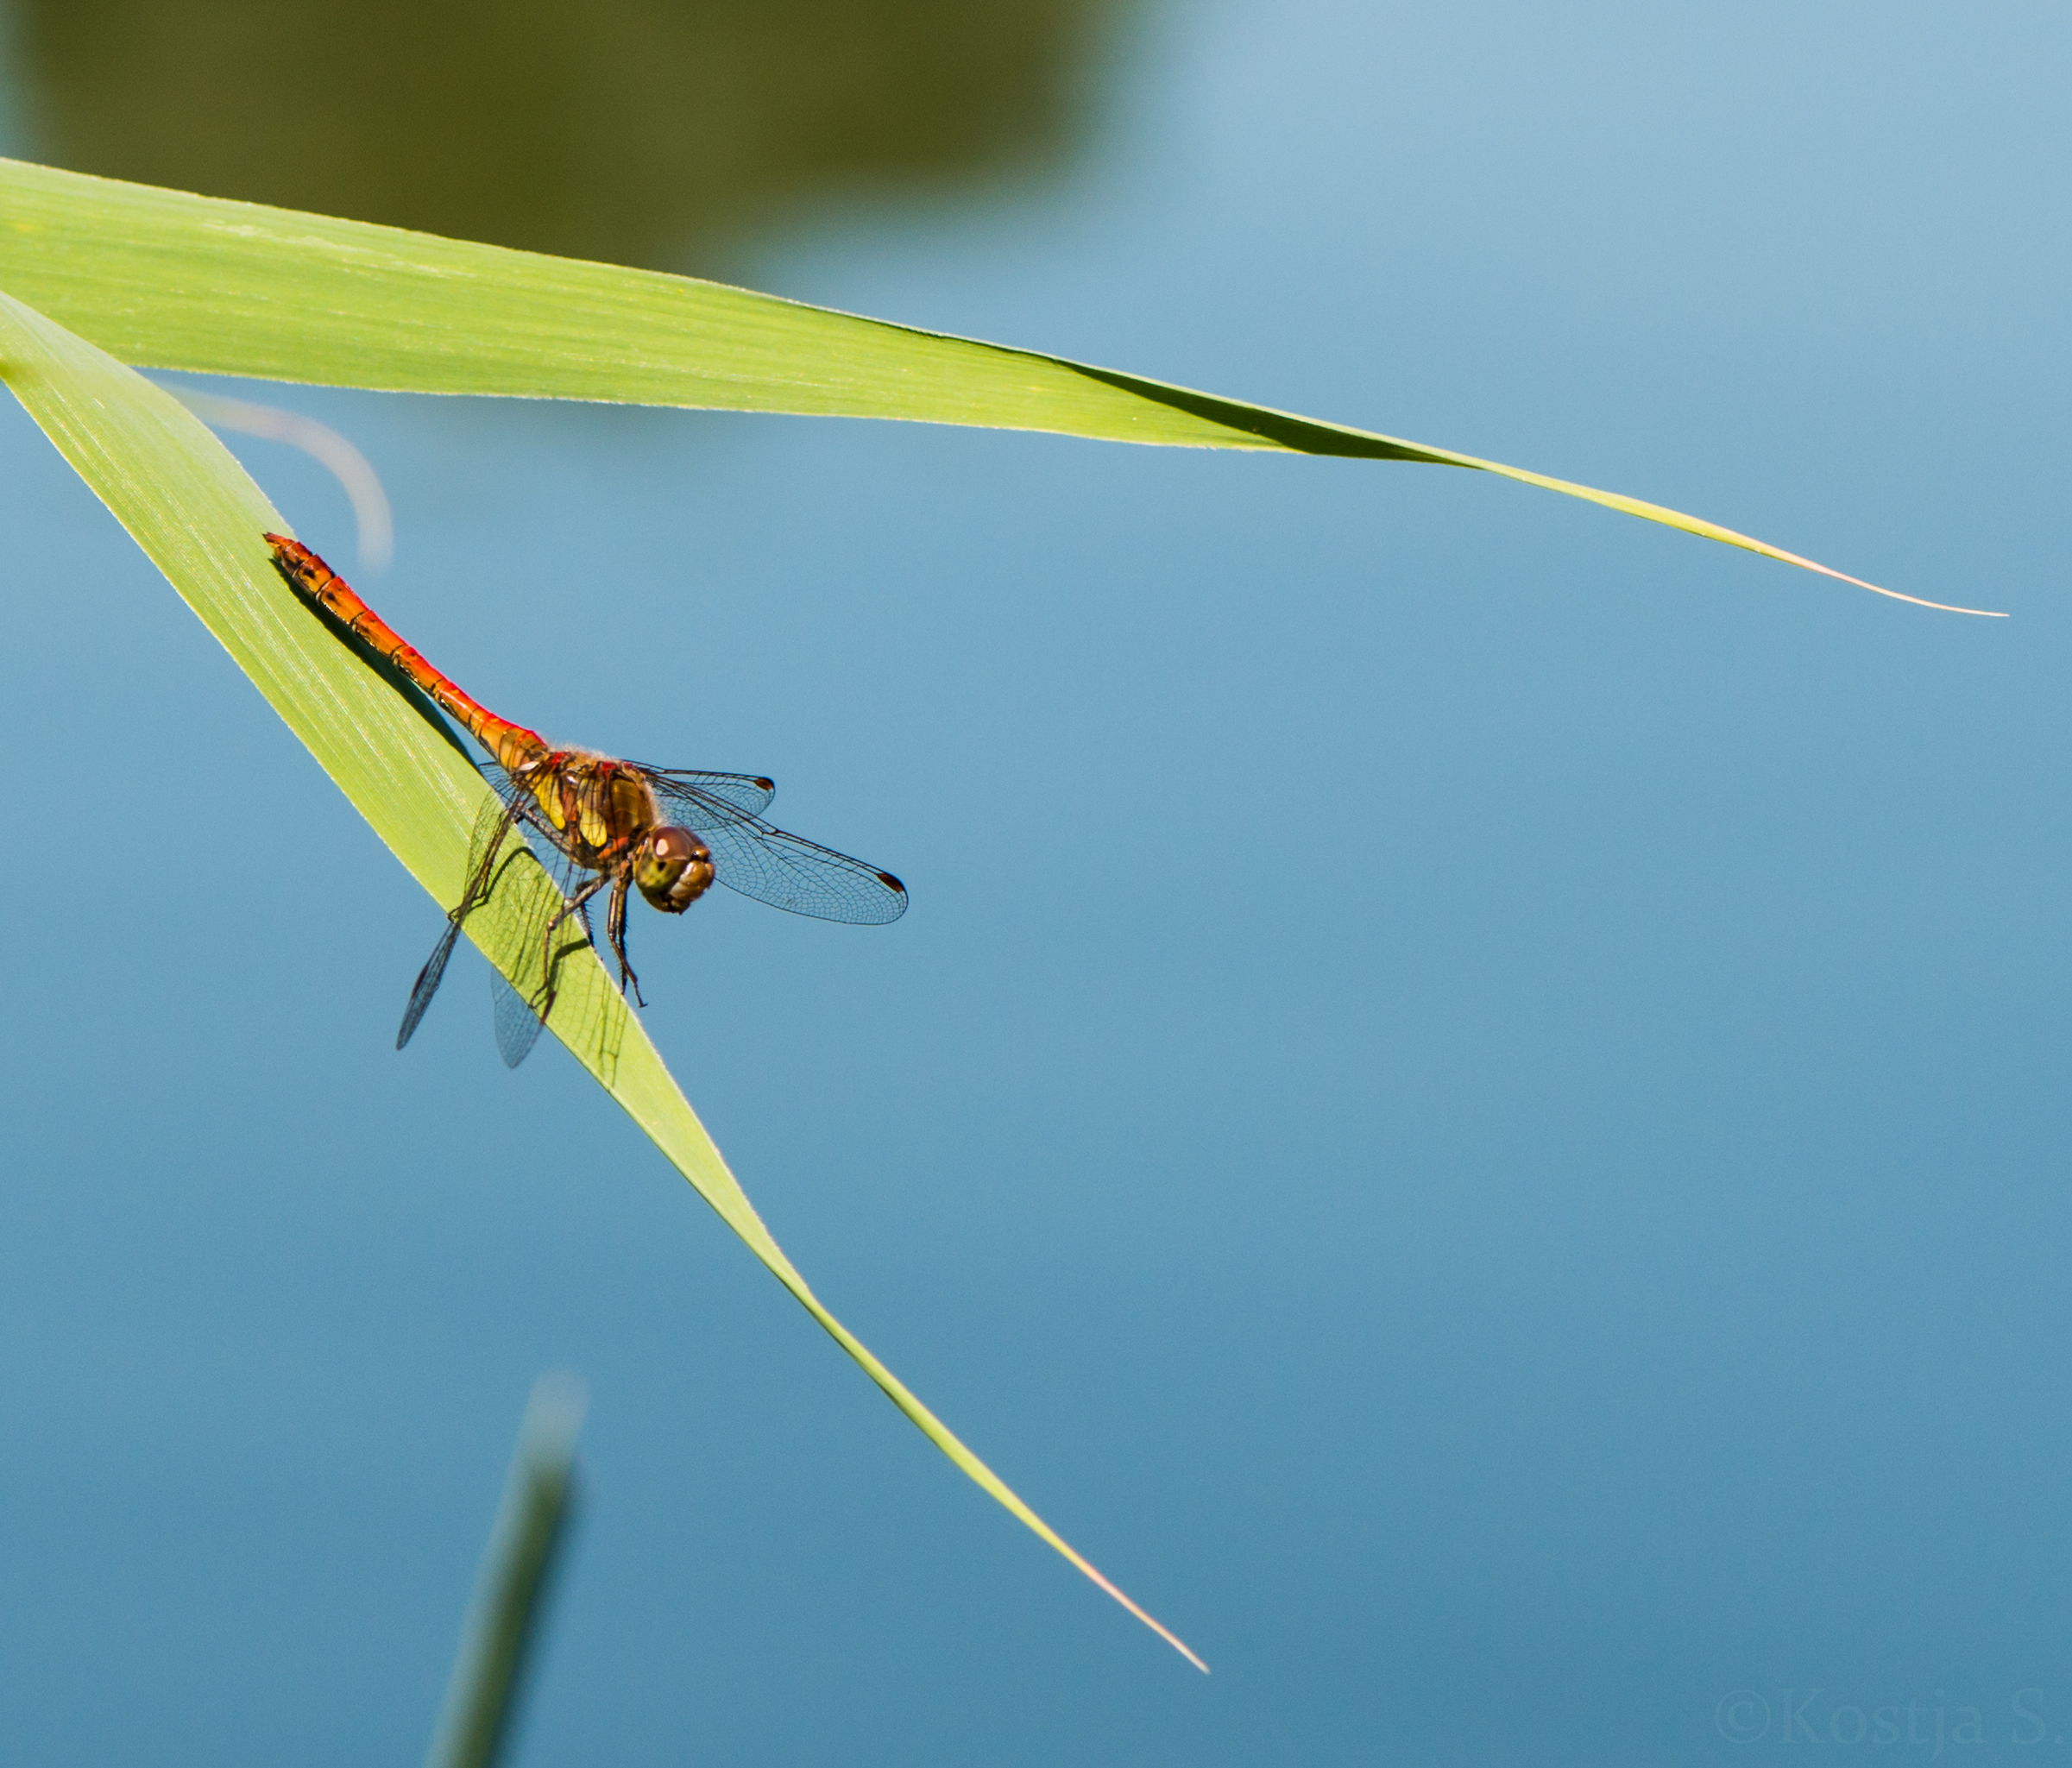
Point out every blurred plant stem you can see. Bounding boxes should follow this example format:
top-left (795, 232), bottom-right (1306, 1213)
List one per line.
top-left (165, 386), bottom-right (394, 571)
top-left (425, 1375), bottom-right (587, 1768)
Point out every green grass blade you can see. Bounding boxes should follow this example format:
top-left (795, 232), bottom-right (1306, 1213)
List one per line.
top-left (0, 283), bottom-right (1208, 1671)
top-left (0, 158), bottom-right (1999, 617)
top-left (425, 1375), bottom-right (586, 1768)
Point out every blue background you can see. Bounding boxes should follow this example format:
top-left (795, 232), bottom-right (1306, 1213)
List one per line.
top-left (2, 2), bottom-right (2069, 1762)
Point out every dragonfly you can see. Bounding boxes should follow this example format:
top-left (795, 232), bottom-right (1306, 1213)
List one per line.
top-left (268, 534), bottom-right (907, 1066)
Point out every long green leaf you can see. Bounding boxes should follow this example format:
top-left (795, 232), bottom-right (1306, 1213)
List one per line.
top-left (0, 285), bottom-right (1207, 1671)
top-left (0, 157), bottom-right (1998, 617)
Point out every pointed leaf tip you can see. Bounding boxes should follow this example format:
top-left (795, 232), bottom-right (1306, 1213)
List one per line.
top-left (0, 160), bottom-right (1995, 617)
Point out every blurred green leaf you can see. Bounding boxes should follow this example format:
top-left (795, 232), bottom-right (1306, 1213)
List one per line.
top-left (16, 0), bottom-right (1107, 266)
top-left (0, 157), bottom-right (1997, 614)
top-left (0, 282), bottom-right (1207, 1670)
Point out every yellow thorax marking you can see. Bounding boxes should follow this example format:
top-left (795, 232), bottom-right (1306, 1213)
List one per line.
top-left (577, 779), bottom-right (609, 848)
top-left (522, 759), bottom-right (648, 854)
top-left (532, 771), bottom-right (569, 833)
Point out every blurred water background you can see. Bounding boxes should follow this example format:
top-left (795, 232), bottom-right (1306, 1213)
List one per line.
top-left (1, 3), bottom-right (2068, 1764)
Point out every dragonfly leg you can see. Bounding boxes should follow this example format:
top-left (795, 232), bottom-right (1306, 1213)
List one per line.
top-left (532, 872), bottom-right (610, 1025)
top-left (606, 873), bottom-right (646, 1007)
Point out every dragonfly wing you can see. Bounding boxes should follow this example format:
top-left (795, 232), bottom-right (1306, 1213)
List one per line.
top-left (491, 971), bottom-right (548, 1068)
top-left (482, 837), bottom-right (608, 1065)
top-left (398, 919), bottom-right (463, 1050)
top-left (639, 768), bottom-right (777, 818)
top-left (397, 785), bottom-right (527, 1053)
top-left (649, 778), bottom-right (907, 924)
top-left (463, 764), bottom-right (614, 1061)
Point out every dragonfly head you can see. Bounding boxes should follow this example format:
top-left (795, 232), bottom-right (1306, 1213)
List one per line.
top-left (635, 825), bottom-right (715, 913)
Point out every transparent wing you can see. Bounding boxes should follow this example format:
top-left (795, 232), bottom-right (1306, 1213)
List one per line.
top-left (396, 784), bottom-right (519, 1050)
top-left (487, 879), bottom-right (601, 1068)
top-left (646, 776), bottom-right (907, 924)
top-left (636, 768), bottom-right (778, 819)
top-left (491, 972), bottom-right (549, 1068)
top-left (396, 765), bottom-right (607, 1063)
top-left (397, 919), bottom-right (462, 1050)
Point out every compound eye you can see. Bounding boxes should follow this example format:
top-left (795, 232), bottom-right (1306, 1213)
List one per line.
top-left (636, 825), bottom-right (715, 913)
top-left (649, 827), bottom-right (706, 868)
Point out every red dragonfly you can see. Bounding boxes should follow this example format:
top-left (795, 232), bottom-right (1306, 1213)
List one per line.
top-left (268, 535), bottom-right (907, 1066)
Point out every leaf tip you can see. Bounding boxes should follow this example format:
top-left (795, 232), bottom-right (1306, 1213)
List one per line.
top-left (1068, 1553), bottom-right (1209, 1671)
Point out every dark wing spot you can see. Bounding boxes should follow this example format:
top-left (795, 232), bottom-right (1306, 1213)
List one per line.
top-left (877, 871), bottom-right (904, 891)
top-left (753, 777), bottom-right (775, 791)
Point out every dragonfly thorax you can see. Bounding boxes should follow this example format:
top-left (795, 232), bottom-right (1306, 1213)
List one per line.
top-left (523, 752), bottom-right (659, 868)
top-left (517, 752), bottom-right (715, 911)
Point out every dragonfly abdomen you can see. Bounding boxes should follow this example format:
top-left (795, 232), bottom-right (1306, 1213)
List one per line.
top-left (266, 534), bottom-right (547, 774)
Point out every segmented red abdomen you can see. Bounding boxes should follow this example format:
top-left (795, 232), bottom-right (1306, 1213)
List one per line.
top-left (266, 534), bottom-right (548, 774)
